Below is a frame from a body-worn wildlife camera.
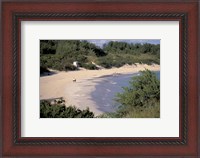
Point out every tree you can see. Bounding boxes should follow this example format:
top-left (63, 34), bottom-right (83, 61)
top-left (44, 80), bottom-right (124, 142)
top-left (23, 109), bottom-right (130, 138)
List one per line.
top-left (40, 40), bottom-right (57, 54)
top-left (115, 69), bottom-right (160, 117)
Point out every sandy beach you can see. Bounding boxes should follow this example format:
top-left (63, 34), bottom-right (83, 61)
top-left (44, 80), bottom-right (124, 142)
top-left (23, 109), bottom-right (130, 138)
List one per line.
top-left (40, 64), bottom-right (160, 116)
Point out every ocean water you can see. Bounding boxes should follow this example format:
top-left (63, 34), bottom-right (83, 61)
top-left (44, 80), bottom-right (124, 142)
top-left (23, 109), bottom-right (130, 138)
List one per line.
top-left (90, 71), bottom-right (160, 113)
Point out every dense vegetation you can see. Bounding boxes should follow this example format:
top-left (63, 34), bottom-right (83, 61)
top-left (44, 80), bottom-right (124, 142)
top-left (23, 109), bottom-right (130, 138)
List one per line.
top-left (40, 98), bottom-right (94, 118)
top-left (40, 40), bottom-right (160, 72)
top-left (97, 70), bottom-right (160, 118)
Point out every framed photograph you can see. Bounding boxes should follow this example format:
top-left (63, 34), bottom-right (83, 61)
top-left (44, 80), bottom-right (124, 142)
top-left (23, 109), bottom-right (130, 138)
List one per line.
top-left (1, 0), bottom-right (199, 157)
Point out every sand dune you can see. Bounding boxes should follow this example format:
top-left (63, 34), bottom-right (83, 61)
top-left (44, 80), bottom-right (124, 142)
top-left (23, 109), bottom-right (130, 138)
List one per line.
top-left (40, 64), bottom-right (160, 115)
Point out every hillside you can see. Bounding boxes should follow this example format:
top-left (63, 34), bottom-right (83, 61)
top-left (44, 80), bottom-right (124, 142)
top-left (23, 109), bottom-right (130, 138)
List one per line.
top-left (40, 40), bottom-right (160, 73)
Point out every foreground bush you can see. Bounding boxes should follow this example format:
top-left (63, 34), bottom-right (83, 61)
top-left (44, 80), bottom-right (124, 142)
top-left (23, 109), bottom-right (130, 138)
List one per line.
top-left (117, 70), bottom-right (160, 106)
top-left (40, 100), bottom-right (94, 118)
top-left (114, 69), bottom-right (160, 118)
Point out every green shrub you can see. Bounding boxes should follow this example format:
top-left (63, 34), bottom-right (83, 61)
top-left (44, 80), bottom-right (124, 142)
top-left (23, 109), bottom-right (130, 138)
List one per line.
top-left (40, 100), bottom-right (94, 118)
top-left (114, 70), bottom-right (160, 118)
top-left (40, 40), bottom-right (57, 54)
top-left (97, 56), bottom-right (113, 68)
top-left (125, 103), bottom-right (160, 118)
top-left (76, 55), bottom-right (88, 63)
top-left (82, 63), bottom-right (98, 70)
top-left (64, 63), bottom-right (77, 71)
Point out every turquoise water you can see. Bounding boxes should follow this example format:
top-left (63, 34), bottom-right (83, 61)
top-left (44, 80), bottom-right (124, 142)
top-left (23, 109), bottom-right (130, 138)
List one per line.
top-left (91, 71), bottom-right (160, 113)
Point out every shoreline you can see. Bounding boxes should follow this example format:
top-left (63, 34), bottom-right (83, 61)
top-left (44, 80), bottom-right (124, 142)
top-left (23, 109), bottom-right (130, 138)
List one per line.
top-left (40, 64), bottom-right (160, 115)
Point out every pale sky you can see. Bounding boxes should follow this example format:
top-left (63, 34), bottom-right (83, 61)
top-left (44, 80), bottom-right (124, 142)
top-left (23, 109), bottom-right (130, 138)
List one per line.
top-left (86, 39), bottom-right (160, 48)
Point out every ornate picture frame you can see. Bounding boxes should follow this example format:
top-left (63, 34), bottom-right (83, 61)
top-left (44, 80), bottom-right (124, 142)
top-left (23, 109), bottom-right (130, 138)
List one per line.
top-left (1, 1), bottom-right (199, 157)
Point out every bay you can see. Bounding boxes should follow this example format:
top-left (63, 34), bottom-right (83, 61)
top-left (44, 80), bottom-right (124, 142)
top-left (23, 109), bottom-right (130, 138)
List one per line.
top-left (90, 71), bottom-right (160, 113)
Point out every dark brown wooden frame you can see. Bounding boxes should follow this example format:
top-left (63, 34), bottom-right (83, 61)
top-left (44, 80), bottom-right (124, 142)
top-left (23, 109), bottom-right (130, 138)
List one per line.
top-left (1, 0), bottom-right (199, 157)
